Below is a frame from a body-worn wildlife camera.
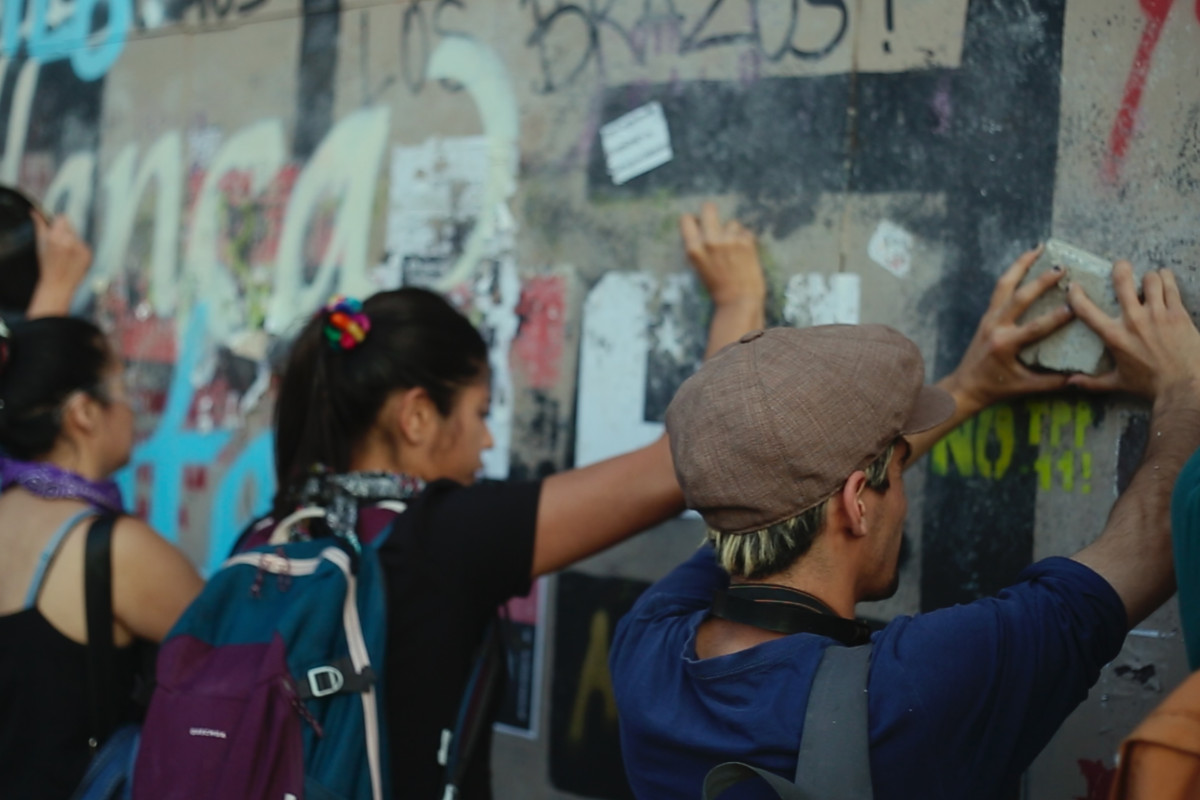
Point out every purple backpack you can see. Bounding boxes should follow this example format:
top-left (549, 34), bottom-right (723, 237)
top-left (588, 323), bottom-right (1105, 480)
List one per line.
top-left (131, 505), bottom-right (398, 800)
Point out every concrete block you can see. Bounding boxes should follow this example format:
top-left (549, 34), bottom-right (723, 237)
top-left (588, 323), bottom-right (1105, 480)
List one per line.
top-left (1017, 239), bottom-right (1118, 375)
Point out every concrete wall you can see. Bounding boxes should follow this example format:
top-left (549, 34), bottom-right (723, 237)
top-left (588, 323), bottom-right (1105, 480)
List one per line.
top-left (2, 0), bottom-right (1198, 796)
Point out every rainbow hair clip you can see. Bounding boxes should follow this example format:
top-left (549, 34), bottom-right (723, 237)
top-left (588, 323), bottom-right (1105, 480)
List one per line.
top-left (322, 295), bottom-right (371, 350)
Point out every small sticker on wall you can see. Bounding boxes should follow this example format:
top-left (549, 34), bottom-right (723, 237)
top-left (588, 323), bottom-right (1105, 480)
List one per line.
top-left (868, 220), bottom-right (915, 278)
top-left (600, 102), bottom-right (674, 185)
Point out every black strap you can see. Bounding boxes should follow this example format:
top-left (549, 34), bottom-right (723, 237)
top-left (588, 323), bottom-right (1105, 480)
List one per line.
top-left (84, 514), bottom-right (118, 753)
top-left (442, 611), bottom-right (508, 797)
top-left (711, 588), bottom-right (872, 646)
top-left (702, 644), bottom-right (874, 800)
top-left (293, 659), bottom-right (377, 700)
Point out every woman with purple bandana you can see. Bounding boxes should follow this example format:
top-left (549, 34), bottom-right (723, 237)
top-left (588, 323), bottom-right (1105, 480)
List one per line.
top-left (0, 316), bottom-right (203, 799)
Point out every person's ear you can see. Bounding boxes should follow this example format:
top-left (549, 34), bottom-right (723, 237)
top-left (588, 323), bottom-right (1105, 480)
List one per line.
top-left (839, 471), bottom-right (870, 539)
top-left (61, 391), bottom-right (99, 437)
top-left (389, 387), bottom-right (438, 447)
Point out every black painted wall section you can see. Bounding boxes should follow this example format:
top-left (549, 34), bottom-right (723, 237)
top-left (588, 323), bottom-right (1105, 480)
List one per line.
top-left (293, 0), bottom-right (340, 159)
top-left (2, 58), bottom-right (104, 223)
top-left (916, 0), bottom-right (1065, 611)
top-left (550, 571), bottom-right (647, 799)
top-left (586, 0), bottom-right (1068, 614)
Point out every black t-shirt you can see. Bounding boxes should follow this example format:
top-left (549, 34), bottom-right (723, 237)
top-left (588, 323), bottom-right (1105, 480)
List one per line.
top-left (378, 478), bottom-right (540, 799)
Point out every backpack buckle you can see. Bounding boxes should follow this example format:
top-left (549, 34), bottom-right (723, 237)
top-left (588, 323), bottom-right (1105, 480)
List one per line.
top-left (307, 665), bottom-right (345, 698)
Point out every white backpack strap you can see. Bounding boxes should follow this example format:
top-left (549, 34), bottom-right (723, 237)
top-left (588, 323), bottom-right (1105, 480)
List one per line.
top-left (373, 500), bottom-right (409, 515)
top-left (268, 500), bottom-right (409, 546)
top-left (268, 506), bottom-right (328, 545)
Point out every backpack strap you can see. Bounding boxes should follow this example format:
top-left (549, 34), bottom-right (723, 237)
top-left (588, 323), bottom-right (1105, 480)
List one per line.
top-left (84, 514), bottom-right (118, 753)
top-left (23, 508), bottom-right (96, 608)
top-left (439, 613), bottom-right (508, 800)
top-left (265, 501), bottom-right (411, 549)
top-left (701, 643), bottom-right (874, 800)
top-left (794, 644), bottom-right (873, 798)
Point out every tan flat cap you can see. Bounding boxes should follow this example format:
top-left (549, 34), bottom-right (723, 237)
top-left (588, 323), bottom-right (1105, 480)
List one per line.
top-left (665, 325), bottom-right (955, 534)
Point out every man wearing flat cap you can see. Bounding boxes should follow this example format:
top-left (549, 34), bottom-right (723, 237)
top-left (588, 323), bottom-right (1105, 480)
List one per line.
top-left (611, 253), bottom-right (1200, 800)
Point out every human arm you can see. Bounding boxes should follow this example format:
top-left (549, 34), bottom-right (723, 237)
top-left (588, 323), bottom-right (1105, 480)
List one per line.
top-left (25, 212), bottom-right (91, 319)
top-left (531, 204), bottom-right (765, 578)
top-left (1065, 263), bottom-right (1200, 627)
top-left (905, 247), bottom-right (1075, 464)
top-left (870, 558), bottom-right (1126, 795)
top-left (111, 516), bottom-right (204, 641)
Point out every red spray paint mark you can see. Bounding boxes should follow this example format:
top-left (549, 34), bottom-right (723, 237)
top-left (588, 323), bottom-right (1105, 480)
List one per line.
top-left (1103, 0), bottom-right (1177, 184)
top-left (184, 466), bottom-right (209, 491)
top-left (1075, 758), bottom-right (1116, 800)
top-left (512, 275), bottom-right (566, 390)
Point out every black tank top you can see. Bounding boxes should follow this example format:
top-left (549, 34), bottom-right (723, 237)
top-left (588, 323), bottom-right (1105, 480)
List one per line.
top-left (0, 510), bottom-right (142, 800)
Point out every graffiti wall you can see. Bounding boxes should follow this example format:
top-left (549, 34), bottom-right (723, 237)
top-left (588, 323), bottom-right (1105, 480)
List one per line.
top-left (2, 0), bottom-right (1198, 796)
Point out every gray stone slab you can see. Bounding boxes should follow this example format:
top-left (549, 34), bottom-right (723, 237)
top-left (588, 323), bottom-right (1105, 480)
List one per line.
top-left (1018, 239), bottom-right (1118, 375)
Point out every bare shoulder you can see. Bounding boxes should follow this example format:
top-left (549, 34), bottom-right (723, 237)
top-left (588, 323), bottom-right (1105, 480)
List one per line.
top-left (110, 515), bottom-right (203, 641)
top-left (111, 514), bottom-right (185, 562)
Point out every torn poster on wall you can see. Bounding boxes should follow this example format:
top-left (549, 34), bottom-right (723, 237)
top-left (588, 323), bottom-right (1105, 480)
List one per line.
top-left (495, 577), bottom-right (548, 738)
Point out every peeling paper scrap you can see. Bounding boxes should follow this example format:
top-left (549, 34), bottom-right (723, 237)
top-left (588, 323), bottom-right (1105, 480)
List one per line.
top-left (868, 220), bottom-right (915, 278)
top-left (600, 102), bottom-right (674, 186)
top-left (783, 273), bottom-right (861, 328)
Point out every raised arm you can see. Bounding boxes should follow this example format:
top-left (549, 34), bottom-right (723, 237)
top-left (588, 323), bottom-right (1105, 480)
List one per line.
top-left (1066, 263), bottom-right (1200, 626)
top-left (906, 246), bottom-right (1075, 464)
top-left (531, 203), bottom-right (765, 577)
top-left (25, 212), bottom-right (91, 319)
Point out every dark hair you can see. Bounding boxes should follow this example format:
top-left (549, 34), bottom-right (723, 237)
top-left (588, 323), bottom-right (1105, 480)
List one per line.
top-left (0, 187), bottom-right (40, 312)
top-left (272, 288), bottom-right (489, 507)
top-left (0, 316), bottom-right (112, 460)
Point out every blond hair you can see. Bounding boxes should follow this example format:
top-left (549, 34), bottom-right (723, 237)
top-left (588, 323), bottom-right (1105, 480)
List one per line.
top-left (708, 442), bottom-right (897, 580)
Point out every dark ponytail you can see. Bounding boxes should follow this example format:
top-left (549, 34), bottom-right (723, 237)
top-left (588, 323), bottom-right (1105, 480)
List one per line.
top-left (272, 288), bottom-right (489, 509)
top-left (0, 316), bottom-right (111, 460)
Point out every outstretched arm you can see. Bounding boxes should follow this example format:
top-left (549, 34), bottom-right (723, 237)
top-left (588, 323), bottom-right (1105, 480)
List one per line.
top-left (1067, 263), bottom-right (1200, 626)
top-left (531, 203), bottom-right (765, 577)
top-left (906, 247), bottom-right (1075, 464)
top-left (25, 212), bottom-right (92, 319)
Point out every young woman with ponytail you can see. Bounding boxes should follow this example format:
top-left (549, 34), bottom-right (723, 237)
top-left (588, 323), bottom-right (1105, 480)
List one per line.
top-left (258, 204), bottom-right (767, 798)
top-left (0, 317), bottom-right (203, 799)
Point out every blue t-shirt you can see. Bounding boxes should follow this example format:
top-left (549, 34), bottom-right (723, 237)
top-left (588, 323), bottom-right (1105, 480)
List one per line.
top-left (1171, 445), bottom-right (1200, 670)
top-left (610, 547), bottom-right (1127, 800)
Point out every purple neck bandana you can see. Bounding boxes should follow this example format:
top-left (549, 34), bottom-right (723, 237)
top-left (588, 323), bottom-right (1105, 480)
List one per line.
top-left (0, 457), bottom-right (125, 513)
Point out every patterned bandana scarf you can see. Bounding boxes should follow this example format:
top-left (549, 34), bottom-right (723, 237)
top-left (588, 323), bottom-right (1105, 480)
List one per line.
top-left (0, 456), bottom-right (125, 513)
top-left (293, 467), bottom-right (425, 547)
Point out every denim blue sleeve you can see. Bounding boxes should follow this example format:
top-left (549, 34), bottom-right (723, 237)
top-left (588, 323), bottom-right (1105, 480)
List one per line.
top-left (871, 557), bottom-right (1126, 797)
top-left (1172, 446), bottom-right (1200, 670)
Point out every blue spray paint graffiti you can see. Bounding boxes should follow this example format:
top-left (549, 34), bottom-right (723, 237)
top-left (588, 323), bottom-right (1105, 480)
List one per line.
top-left (3, 0), bottom-right (132, 81)
top-left (115, 304), bottom-right (276, 574)
top-left (206, 428), bottom-right (275, 573)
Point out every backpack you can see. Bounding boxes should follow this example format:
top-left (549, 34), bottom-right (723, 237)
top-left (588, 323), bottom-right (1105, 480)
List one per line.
top-left (1108, 668), bottom-right (1200, 800)
top-left (131, 502), bottom-right (399, 800)
top-left (702, 644), bottom-right (875, 800)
